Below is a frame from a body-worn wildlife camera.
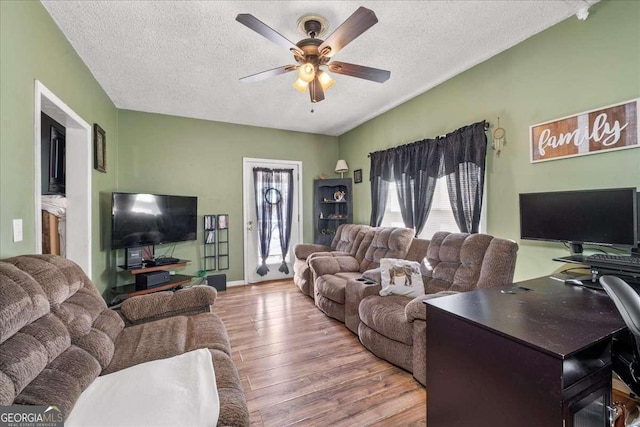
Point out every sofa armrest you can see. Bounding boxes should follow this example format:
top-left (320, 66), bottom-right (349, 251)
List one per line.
top-left (361, 268), bottom-right (382, 283)
top-left (294, 243), bottom-right (332, 260)
top-left (405, 291), bottom-right (460, 322)
top-left (344, 278), bottom-right (383, 333)
top-left (308, 255), bottom-right (360, 277)
top-left (120, 285), bottom-right (217, 324)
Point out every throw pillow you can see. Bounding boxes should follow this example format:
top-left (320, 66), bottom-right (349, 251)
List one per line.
top-left (379, 258), bottom-right (425, 298)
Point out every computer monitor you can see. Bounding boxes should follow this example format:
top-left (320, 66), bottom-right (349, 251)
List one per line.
top-left (519, 188), bottom-right (638, 254)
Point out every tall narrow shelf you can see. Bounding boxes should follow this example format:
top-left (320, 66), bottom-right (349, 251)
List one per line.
top-left (217, 214), bottom-right (229, 271)
top-left (313, 178), bottom-right (353, 246)
top-left (203, 214), bottom-right (217, 271)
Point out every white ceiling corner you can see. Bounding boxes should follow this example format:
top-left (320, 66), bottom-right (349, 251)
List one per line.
top-left (40, 0), bottom-right (598, 137)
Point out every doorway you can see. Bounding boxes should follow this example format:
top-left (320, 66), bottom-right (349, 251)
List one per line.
top-left (243, 158), bottom-right (303, 284)
top-left (34, 81), bottom-right (92, 275)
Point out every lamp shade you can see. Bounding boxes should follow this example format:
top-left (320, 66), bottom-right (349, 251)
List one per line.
top-left (317, 71), bottom-right (336, 91)
top-left (335, 159), bottom-right (349, 173)
top-left (293, 78), bottom-right (308, 93)
top-left (297, 63), bottom-right (316, 83)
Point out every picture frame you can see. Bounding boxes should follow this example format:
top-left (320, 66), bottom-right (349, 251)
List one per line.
top-left (93, 123), bottom-right (106, 173)
top-left (354, 169), bottom-right (363, 184)
top-left (218, 214), bottom-right (229, 230)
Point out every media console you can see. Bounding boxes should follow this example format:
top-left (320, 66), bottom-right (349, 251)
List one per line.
top-left (108, 259), bottom-right (192, 306)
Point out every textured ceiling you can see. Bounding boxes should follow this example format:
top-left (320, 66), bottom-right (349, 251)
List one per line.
top-left (41, 1), bottom-right (597, 136)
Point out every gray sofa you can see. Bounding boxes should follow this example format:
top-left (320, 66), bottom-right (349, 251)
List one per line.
top-left (347, 231), bottom-right (518, 385)
top-left (0, 255), bottom-right (249, 426)
top-left (309, 227), bottom-right (416, 322)
top-left (293, 223), bottom-right (372, 297)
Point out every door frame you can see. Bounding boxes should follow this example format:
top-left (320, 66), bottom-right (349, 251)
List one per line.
top-left (242, 157), bottom-right (303, 284)
top-left (34, 81), bottom-right (92, 275)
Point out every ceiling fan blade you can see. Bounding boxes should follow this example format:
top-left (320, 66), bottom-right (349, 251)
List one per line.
top-left (309, 76), bottom-right (325, 103)
top-left (328, 61), bottom-right (390, 83)
top-left (318, 7), bottom-right (378, 58)
top-left (236, 14), bottom-right (303, 55)
top-left (239, 65), bottom-right (297, 83)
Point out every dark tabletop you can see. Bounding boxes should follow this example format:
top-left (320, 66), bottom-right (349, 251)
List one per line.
top-left (425, 276), bottom-right (626, 359)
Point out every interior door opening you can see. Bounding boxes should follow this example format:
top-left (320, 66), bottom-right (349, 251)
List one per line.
top-left (35, 81), bottom-right (92, 276)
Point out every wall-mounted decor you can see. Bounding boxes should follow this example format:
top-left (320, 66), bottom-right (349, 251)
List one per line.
top-left (530, 98), bottom-right (639, 163)
top-left (491, 117), bottom-right (506, 158)
top-left (354, 168), bottom-right (363, 183)
top-left (93, 124), bottom-right (106, 172)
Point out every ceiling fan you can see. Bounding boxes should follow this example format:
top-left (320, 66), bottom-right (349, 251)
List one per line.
top-left (236, 7), bottom-right (391, 103)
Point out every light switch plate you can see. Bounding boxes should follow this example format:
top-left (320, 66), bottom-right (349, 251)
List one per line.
top-left (12, 219), bottom-right (23, 242)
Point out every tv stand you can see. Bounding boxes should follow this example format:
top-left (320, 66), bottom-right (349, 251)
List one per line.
top-left (109, 259), bottom-right (192, 306)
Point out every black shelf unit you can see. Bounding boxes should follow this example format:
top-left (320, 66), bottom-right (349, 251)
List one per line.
top-left (314, 178), bottom-right (353, 246)
top-left (203, 215), bottom-right (217, 271)
top-left (217, 214), bottom-right (229, 271)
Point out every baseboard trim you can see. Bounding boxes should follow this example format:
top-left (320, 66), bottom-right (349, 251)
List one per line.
top-left (227, 280), bottom-right (246, 287)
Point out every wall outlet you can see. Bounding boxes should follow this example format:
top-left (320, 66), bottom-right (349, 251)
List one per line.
top-left (12, 219), bottom-right (23, 242)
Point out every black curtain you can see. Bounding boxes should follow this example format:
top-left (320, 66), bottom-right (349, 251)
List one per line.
top-left (442, 122), bottom-right (488, 233)
top-left (369, 138), bottom-right (443, 236)
top-left (369, 151), bottom-right (391, 227)
top-left (253, 168), bottom-right (273, 276)
top-left (412, 139), bottom-right (444, 236)
top-left (273, 169), bottom-right (294, 274)
top-left (368, 120), bottom-right (487, 236)
top-left (393, 145), bottom-right (414, 229)
top-left (253, 167), bottom-right (294, 276)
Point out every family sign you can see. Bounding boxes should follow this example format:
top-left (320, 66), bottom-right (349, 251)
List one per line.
top-left (530, 99), bottom-right (639, 163)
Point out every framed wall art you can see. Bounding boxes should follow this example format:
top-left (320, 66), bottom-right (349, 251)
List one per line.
top-left (93, 123), bottom-right (106, 173)
top-left (354, 168), bottom-right (363, 184)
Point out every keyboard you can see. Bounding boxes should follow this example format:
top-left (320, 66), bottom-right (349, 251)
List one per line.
top-left (586, 254), bottom-right (640, 271)
top-left (145, 257), bottom-right (180, 266)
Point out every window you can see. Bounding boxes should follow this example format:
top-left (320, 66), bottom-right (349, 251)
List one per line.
top-left (381, 178), bottom-right (460, 239)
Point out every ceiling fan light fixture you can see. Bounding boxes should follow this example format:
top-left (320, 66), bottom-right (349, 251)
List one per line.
top-left (293, 78), bottom-right (309, 93)
top-left (298, 63), bottom-right (316, 83)
top-left (318, 70), bottom-right (336, 91)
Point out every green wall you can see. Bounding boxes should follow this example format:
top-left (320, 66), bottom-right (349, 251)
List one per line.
top-left (2, 0), bottom-right (639, 293)
top-left (338, 0), bottom-right (640, 281)
top-left (0, 1), bottom-right (118, 293)
top-left (117, 110), bottom-right (337, 282)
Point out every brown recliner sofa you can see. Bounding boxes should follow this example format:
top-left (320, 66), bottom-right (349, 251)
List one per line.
top-left (309, 227), bottom-right (416, 322)
top-left (293, 223), bottom-right (372, 297)
top-left (0, 255), bottom-right (249, 426)
top-left (347, 231), bottom-right (518, 386)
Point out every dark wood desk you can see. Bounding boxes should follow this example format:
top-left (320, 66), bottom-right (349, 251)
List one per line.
top-left (425, 276), bottom-right (626, 427)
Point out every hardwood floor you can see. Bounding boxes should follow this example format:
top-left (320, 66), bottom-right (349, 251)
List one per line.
top-left (214, 280), bottom-right (427, 427)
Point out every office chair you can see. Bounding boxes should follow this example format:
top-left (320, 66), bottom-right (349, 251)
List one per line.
top-left (600, 275), bottom-right (640, 397)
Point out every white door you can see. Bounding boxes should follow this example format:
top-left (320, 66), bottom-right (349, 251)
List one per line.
top-left (243, 158), bottom-right (303, 284)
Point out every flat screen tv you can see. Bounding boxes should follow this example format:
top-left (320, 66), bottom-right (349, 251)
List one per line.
top-left (519, 188), bottom-right (637, 253)
top-left (111, 192), bottom-right (198, 249)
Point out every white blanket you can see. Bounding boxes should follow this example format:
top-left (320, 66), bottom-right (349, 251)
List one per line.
top-left (66, 349), bottom-right (219, 427)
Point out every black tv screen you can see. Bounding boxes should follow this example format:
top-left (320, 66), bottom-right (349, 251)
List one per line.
top-left (519, 188), bottom-right (637, 248)
top-left (111, 192), bottom-right (198, 249)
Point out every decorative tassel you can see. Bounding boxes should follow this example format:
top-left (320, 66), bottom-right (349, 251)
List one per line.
top-left (279, 261), bottom-right (289, 275)
top-left (256, 260), bottom-right (269, 276)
